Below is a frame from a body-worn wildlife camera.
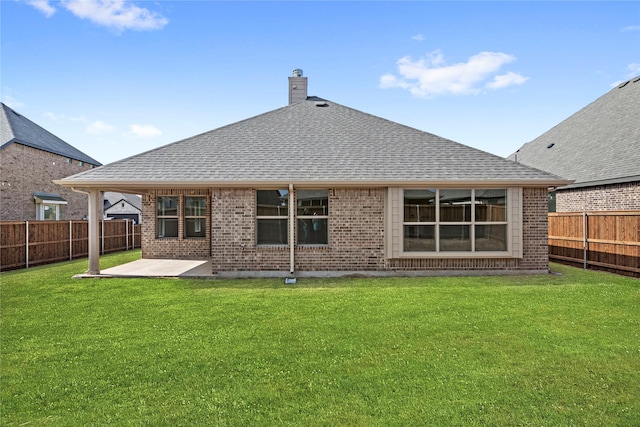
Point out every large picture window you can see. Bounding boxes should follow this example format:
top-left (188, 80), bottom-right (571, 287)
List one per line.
top-left (257, 190), bottom-right (289, 245)
top-left (157, 196), bottom-right (179, 238)
top-left (403, 189), bottom-right (507, 252)
top-left (184, 196), bottom-right (206, 238)
top-left (297, 190), bottom-right (328, 245)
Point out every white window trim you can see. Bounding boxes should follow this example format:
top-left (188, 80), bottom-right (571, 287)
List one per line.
top-left (256, 189), bottom-right (290, 246)
top-left (296, 190), bottom-right (329, 246)
top-left (184, 196), bottom-right (207, 238)
top-left (156, 196), bottom-right (179, 239)
top-left (36, 203), bottom-right (61, 220)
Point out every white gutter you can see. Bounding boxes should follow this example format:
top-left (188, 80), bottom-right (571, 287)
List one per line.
top-left (289, 183), bottom-right (295, 274)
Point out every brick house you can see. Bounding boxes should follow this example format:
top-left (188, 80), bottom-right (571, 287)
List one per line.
top-left (1, 103), bottom-right (102, 220)
top-left (509, 76), bottom-right (640, 212)
top-left (56, 71), bottom-right (569, 277)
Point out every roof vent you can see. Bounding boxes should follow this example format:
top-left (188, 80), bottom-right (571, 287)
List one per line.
top-left (547, 143), bottom-right (555, 149)
top-left (315, 101), bottom-right (328, 107)
top-left (292, 69), bottom-right (303, 77)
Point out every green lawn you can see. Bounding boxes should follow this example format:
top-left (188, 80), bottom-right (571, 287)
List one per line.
top-left (1, 251), bottom-right (638, 426)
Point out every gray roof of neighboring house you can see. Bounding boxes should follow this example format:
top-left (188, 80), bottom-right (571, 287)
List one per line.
top-left (57, 97), bottom-right (568, 191)
top-left (508, 76), bottom-right (640, 189)
top-left (103, 192), bottom-right (142, 211)
top-left (1, 103), bottom-right (102, 166)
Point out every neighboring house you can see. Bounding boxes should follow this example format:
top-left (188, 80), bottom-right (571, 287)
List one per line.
top-left (56, 70), bottom-right (570, 277)
top-left (509, 76), bottom-right (640, 212)
top-left (103, 192), bottom-right (142, 224)
top-left (1, 103), bottom-right (102, 220)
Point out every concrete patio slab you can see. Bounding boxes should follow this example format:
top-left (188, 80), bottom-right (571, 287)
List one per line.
top-left (81, 259), bottom-right (212, 278)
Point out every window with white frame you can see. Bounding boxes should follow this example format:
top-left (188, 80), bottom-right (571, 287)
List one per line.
top-left (34, 192), bottom-right (67, 220)
top-left (157, 196), bottom-right (179, 238)
top-left (256, 190), bottom-right (289, 245)
top-left (184, 196), bottom-right (206, 238)
top-left (37, 204), bottom-right (60, 220)
top-left (403, 189), bottom-right (507, 252)
top-left (297, 190), bottom-right (328, 245)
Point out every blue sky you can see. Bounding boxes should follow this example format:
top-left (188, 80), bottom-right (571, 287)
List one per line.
top-left (2, 1), bottom-right (639, 165)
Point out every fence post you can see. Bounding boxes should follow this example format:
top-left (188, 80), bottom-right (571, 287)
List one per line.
top-left (25, 221), bottom-right (29, 269)
top-left (101, 220), bottom-right (105, 255)
top-left (126, 219), bottom-right (129, 251)
top-left (69, 220), bottom-right (73, 261)
top-left (583, 211), bottom-right (587, 270)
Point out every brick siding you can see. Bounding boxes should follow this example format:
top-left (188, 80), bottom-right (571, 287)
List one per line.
top-left (0, 144), bottom-right (97, 220)
top-left (142, 186), bottom-right (551, 274)
top-left (557, 181), bottom-right (640, 212)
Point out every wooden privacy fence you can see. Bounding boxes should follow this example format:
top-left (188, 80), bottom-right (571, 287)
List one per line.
top-left (1, 220), bottom-right (141, 271)
top-left (548, 211), bottom-right (640, 277)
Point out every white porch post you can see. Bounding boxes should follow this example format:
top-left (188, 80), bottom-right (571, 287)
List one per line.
top-left (87, 188), bottom-right (101, 275)
top-left (289, 184), bottom-right (295, 274)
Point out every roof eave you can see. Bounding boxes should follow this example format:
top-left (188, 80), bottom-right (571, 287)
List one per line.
top-left (558, 175), bottom-right (640, 190)
top-left (54, 178), bottom-right (573, 193)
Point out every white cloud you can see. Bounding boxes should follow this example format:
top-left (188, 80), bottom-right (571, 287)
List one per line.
top-left (621, 25), bottom-right (640, 32)
top-left (412, 34), bottom-right (425, 42)
top-left (2, 94), bottom-right (25, 109)
top-left (23, 0), bottom-right (168, 32)
top-left (380, 50), bottom-right (528, 98)
top-left (486, 72), bottom-right (529, 89)
top-left (24, 0), bottom-right (56, 17)
top-left (130, 124), bottom-right (161, 138)
top-left (627, 63), bottom-right (640, 76)
top-left (87, 120), bottom-right (115, 134)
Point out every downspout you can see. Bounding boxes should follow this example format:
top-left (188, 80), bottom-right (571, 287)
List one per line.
top-left (72, 187), bottom-right (101, 275)
top-left (289, 184), bottom-right (295, 274)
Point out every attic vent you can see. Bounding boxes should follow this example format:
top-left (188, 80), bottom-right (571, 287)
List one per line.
top-left (618, 81), bottom-right (629, 88)
top-left (315, 102), bottom-right (328, 107)
top-left (634, 76), bottom-right (640, 83)
top-left (547, 143), bottom-right (555, 148)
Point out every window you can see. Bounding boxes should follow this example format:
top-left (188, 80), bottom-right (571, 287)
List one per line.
top-left (157, 196), bottom-right (178, 238)
top-left (184, 196), bottom-right (206, 238)
top-left (37, 204), bottom-right (60, 220)
top-left (404, 189), bottom-right (436, 251)
top-left (297, 190), bottom-right (328, 245)
top-left (474, 189), bottom-right (507, 251)
top-left (34, 192), bottom-right (67, 220)
top-left (403, 189), bottom-right (507, 252)
top-left (257, 190), bottom-right (288, 245)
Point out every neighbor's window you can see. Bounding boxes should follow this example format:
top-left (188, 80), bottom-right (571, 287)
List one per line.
top-left (403, 189), bottom-right (507, 252)
top-left (257, 190), bottom-right (288, 245)
top-left (157, 196), bottom-right (179, 238)
top-left (37, 204), bottom-right (60, 220)
top-left (184, 196), bottom-right (206, 238)
top-left (297, 190), bottom-right (329, 245)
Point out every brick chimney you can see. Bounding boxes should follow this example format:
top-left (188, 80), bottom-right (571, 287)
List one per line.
top-left (288, 69), bottom-right (307, 105)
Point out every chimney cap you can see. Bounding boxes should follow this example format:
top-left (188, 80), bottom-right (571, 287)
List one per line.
top-left (292, 69), bottom-right (303, 77)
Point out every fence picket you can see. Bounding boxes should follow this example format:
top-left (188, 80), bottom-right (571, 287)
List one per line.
top-left (1, 220), bottom-right (141, 271)
top-left (549, 211), bottom-right (640, 277)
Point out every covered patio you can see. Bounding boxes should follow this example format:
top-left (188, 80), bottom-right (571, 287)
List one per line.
top-left (75, 258), bottom-right (212, 278)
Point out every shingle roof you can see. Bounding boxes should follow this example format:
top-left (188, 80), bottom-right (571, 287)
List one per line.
top-left (57, 97), bottom-right (567, 190)
top-left (508, 77), bottom-right (640, 188)
top-left (1, 103), bottom-right (101, 166)
top-left (103, 192), bottom-right (142, 211)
